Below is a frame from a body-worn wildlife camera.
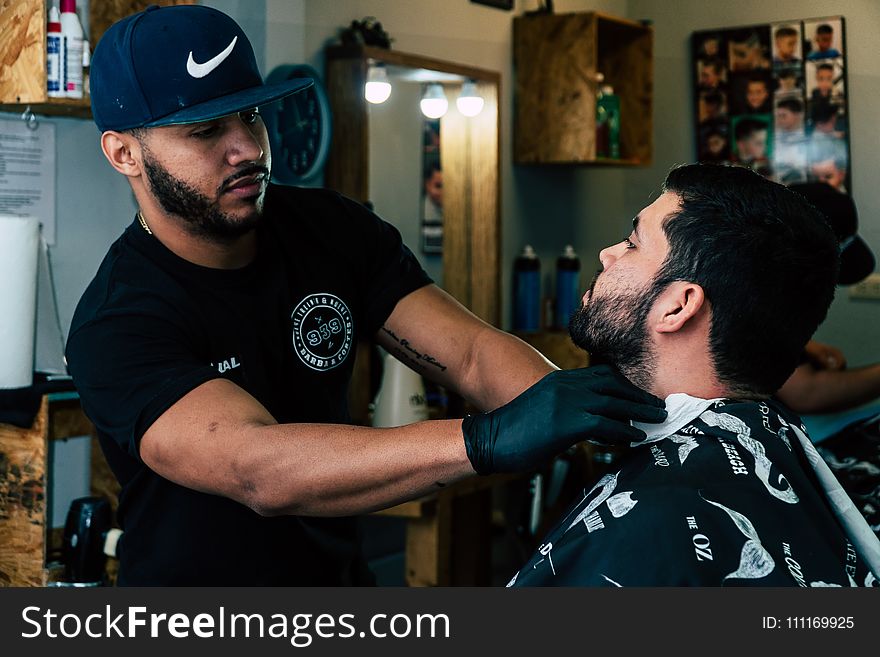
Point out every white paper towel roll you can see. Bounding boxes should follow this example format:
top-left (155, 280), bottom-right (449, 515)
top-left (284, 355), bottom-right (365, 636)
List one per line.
top-left (0, 216), bottom-right (40, 388)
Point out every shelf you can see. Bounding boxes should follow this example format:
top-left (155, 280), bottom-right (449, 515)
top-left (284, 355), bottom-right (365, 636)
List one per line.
top-left (513, 11), bottom-right (653, 166)
top-left (1, 0), bottom-right (194, 120)
top-left (1, 99), bottom-right (91, 120)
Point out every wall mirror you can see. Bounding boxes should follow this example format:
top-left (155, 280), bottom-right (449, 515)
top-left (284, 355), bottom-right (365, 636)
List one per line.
top-left (324, 45), bottom-right (501, 328)
top-left (323, 47), bottom-right (503, 587)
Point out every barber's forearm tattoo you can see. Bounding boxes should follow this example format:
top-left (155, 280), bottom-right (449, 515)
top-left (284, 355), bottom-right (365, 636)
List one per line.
top-left (381, 327), bottom-right (448, 373)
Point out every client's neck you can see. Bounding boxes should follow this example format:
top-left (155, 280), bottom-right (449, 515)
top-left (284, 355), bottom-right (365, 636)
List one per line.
top-left (624, 341), bottom-right (733, 402)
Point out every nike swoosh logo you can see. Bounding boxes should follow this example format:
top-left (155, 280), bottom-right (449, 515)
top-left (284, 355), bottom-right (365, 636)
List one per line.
top-left (186, 36), bottom-right (238, 78)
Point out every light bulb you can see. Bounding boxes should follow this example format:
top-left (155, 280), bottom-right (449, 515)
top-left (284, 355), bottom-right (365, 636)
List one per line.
top-left (365, 65), bottom-right (392, 104)
top-left (456, 80), bottom-right (484, 117)
top-left (420, 83), bottom-right (448, 119)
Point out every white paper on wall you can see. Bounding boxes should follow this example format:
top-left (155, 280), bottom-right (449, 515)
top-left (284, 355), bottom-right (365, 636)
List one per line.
top-left (0, 117), bottom-right (56, 245)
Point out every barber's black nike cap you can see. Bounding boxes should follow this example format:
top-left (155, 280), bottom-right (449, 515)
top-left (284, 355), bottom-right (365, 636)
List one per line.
top-left (90, 4), bottom-right (312, 132)
top-left (788, 182), bottom-right (876, 285)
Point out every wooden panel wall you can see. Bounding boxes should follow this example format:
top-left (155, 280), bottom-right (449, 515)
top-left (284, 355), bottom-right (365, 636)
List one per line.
top-left (1, 397), bottom-right (119, 587)
top-left (0, 0), bottom-right (46, 104)
top-left (0, 0), bottom-right (195, 107)
top-left (469, 82), bottom-right (500, 325)
top-left (598, 16), bottom-right (654, 164)
top-left (441, 96), bottom-right (471, 311)
top-left (514, 13), bottom-right (598, 164)
top-left (325, 56), bottom-right (370, 204)
top-left (0, 396), bottom-right (48, 587)
top-left (514, 11), bottom-right (653, 166)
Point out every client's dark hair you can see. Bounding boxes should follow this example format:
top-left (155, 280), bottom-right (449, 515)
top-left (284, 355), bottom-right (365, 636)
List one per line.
top-left (657, 163), bottom-right (838, 396)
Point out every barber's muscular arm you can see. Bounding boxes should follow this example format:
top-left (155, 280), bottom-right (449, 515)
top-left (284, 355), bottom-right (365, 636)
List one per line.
top-left (140, 285), bottom-right (664, 517)
top-left (140, 377), bottom-right (472, 517)
top-left (375, 285), bottom-right (555, 410)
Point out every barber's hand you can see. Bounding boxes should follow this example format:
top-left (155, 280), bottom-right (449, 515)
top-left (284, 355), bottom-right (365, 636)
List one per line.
top-left (461, 365), bottom-right (667, 475)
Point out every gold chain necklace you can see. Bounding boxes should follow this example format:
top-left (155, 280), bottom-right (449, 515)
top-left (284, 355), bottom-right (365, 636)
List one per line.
top-left (137, 211), bottom-right (153, 235)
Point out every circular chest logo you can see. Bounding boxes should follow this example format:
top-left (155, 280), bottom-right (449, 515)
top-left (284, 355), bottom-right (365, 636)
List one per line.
top-left (291, 293), bottom-right (354, 371)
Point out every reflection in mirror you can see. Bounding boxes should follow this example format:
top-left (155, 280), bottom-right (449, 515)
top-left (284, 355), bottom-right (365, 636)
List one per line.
top-left (325, 45), bottom-right (500, 326)
top-left (366, 67), bottom-right (463, 285)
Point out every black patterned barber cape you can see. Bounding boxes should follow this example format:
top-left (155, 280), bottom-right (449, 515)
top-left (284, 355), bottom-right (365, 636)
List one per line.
top-left (508, 396), bottom-right (880, 587)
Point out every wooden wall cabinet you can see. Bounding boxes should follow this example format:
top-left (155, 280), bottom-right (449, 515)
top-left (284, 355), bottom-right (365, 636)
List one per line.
top-left (513, 11), bottom-right (653, 166)
top-left (0, 0), bottom-right (192, 119)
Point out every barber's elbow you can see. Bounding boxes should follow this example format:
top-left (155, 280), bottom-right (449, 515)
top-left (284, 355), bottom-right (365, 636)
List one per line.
top-left (240, 484), bottom-right (309, 517)
top-left (239, 484), bottom-right (284, 517)
top-left (231, 457), bottom-right (306, 518)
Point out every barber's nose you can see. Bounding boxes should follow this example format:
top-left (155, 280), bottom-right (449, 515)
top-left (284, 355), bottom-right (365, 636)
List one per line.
top-left (227, 119), bottom-right (265, 165)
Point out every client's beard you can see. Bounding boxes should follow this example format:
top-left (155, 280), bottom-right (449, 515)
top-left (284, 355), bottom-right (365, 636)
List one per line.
top-left (569, 274), bottom-right (662, 391)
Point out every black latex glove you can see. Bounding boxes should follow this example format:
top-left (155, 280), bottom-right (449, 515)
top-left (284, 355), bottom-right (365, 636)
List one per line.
top-left (461, 365), bottom-right (666, 475)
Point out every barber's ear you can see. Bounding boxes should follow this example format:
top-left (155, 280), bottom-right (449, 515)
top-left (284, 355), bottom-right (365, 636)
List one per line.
top-left (100, 131), bottom-right (142, 178)
top-left (653, 282), bottom-right (706, 334)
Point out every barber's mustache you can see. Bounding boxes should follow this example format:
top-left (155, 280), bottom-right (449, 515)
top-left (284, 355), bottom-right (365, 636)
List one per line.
top-left (220, 164), bottom-right (270, 192)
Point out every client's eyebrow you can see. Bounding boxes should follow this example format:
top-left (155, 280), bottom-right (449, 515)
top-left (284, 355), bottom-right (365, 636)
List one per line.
top-left (632, 215), bottom-right (642, 242)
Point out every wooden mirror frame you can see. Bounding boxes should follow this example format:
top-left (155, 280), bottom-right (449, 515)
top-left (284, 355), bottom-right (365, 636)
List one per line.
top-left (324, 45), bottom-right (501, 327)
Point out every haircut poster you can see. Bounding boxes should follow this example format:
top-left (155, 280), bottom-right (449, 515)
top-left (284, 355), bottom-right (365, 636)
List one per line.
top-left (692, 16), bottom-right (850, 193)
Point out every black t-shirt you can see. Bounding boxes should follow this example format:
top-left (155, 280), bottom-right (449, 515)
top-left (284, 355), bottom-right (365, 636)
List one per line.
top-left (66, 184), bottom-right (432, 585)
top-left (508, 399), bottom-right (876, 587)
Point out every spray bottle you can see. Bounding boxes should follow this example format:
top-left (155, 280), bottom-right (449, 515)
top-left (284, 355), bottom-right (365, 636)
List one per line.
top-left (513, 245), bottom-right (541, 332)
top-left (554, 245), bottom-right (581, 329)
top-left (60, 0), bottom-right (84, 99)
top-left (47, 3), bottom-right (63, 98)
top-left (596, 84), bottom-right (620, 159)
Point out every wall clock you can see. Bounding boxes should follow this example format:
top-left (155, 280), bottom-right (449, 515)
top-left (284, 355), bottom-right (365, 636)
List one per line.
top-left (263, 64), bottom-right (333, 184)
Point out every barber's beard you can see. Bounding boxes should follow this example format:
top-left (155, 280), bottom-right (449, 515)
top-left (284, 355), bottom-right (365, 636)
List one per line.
top-left (142, 153), bottom-right (266, 242)
top-left (569, 273), bottom-right (661, 391)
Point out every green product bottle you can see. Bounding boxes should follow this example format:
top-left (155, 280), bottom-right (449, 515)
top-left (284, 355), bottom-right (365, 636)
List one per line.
top-left (596, 85), bottom-right (620, 159)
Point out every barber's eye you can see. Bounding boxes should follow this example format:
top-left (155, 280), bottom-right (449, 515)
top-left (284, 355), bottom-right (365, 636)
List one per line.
top-left (191, 125), bottom-right (217, 138)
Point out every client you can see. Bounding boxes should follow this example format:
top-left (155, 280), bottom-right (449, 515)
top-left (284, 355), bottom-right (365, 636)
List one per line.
top-left (508, 163), bottom-right (880, 587)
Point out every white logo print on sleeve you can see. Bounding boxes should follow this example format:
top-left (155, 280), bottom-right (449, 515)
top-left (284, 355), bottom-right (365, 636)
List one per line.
top-left (186, 36), bottom-right (237, 78)
top-left (211, 356), bottom-right (241, 374)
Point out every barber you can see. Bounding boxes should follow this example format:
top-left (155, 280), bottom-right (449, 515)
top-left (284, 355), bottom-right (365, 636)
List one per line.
top-left (65, 5), bottom-right (665, 585)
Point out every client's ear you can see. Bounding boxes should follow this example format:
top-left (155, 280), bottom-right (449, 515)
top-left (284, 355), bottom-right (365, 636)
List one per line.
top-left (653, 281), bottom-right (706, 334)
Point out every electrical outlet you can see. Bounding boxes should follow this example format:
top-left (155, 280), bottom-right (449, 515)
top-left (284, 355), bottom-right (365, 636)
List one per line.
top-left (849, 273), bottom-right (880, 300)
